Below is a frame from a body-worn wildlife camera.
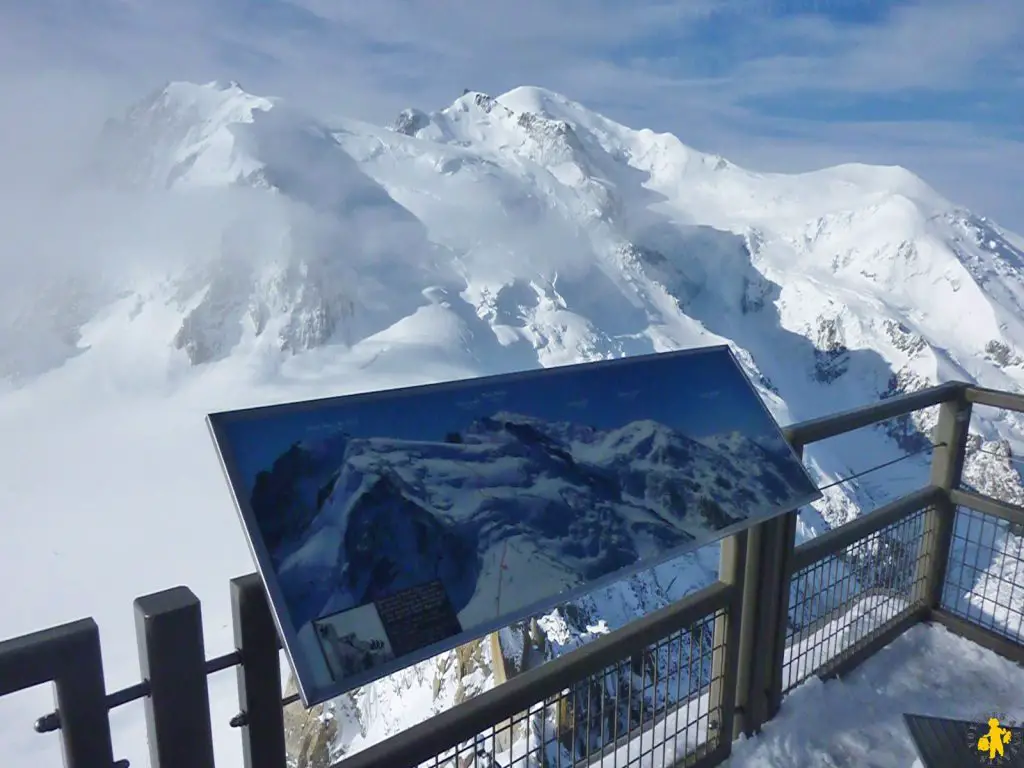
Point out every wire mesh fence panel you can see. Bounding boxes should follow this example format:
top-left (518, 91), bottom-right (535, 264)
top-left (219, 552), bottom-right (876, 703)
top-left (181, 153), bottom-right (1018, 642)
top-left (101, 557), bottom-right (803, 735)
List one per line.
top-left (781, 506), bottom-right (932, 693)
top-left (941, 506), bottom-right (1024, 644)
top-left (403, 607), bottom-right (727, 768)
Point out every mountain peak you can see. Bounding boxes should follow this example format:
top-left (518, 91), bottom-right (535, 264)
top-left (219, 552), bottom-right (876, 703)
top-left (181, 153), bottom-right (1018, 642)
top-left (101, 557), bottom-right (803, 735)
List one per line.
top-left (94, 79), bottom-right (276, 190)
top-left (811, 162), bottom-right (947, 212)
top-left (137, 79), bottom-right (274, 125)
top-left (39, 79), bottom-right (1024, 418)
top-left (496, 85), bottom-right (583, 118)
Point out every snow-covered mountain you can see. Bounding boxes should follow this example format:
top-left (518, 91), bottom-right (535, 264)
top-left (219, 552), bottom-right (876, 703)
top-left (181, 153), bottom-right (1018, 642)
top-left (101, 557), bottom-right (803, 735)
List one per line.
top-left (5, 79), bottom-right (1024, 766)
top-left (74, 80), bottom-right (1024, 518)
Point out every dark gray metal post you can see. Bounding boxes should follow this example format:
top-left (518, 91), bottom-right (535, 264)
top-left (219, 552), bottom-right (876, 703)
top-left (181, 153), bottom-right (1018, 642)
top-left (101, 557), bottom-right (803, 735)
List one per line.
top-left (915, 393), bottom-right (972, 609)
top-left (53, 621), bottom-right (118, 768)
top-left (230, 574), bottom-right (286, 768)
top-left (134, 587), bottom-right (216, 768)
top-left (0, 618), bottom-right (116, 768)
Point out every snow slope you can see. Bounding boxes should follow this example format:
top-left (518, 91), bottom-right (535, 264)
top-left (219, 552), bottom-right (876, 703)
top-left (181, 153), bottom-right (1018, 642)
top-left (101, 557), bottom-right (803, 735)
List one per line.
top-left (2, 79), bottom-right (1024, 767)
top-left (728, 622), bottom-right (1024, 768)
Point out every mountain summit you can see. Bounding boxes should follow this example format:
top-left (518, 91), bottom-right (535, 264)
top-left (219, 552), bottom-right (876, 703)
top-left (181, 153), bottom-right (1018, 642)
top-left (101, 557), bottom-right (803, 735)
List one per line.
top-left (6, 79), bottom-right (1024, 763)
top-left (70, 77), bottom-right (1024, 586)
top-left (84, 79), bottom-right (1024, 409)
top-left (7, 78), bottom-right (1022, 511)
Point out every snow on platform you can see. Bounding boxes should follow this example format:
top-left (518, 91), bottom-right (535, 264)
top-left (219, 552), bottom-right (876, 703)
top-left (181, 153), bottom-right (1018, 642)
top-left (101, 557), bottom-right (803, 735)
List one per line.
top-left (725, 622), bottom-right (1024, 768)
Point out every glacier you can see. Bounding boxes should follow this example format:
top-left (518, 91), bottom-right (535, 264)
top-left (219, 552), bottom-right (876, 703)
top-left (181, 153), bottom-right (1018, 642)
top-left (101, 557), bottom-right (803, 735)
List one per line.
top-left (1, 78), bottom-right (1023, 767)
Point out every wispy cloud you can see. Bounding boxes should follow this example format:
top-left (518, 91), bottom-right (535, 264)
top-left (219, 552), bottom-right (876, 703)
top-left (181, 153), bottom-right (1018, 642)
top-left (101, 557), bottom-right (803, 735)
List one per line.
top-left (0, 0), bottom-right (1020, 228)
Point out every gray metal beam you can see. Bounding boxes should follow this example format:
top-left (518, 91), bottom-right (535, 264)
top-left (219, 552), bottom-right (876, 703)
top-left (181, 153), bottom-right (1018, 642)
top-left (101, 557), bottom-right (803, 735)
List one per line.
top-left (782, 381), bottom-right (963, 448)
top-left (950, 488), bottom-right (1024, 528)
top-left (914, 394), bottom-right (973, 610)
top-left (929, 396), bottom-right (973, 491)
top-left (965, 385), bottom-right (1024, 414)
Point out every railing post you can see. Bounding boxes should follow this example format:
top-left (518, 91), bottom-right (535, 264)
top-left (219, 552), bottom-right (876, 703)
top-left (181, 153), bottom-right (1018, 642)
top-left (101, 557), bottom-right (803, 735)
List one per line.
top-left (0, 618), bottom-right (117, 768)
top-left (230, 574), bottom-right (286, 768)
top-left (712, 529), bottom-right (747, 752)
top-left (134, 587), bottom-right (216, 768)
top-left (727, 521), bottom-right (763, 739)
top-left (762, 441), bottom-right (804, 723)
top-left (915, 388), bottom-right (972, 610)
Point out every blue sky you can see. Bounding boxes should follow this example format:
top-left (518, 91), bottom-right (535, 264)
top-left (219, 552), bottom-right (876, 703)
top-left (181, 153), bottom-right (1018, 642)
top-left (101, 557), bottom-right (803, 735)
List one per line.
top-left (1, 0), bottom-right (1021, 230)
top-left (217, 347), bottom-right (781, 490)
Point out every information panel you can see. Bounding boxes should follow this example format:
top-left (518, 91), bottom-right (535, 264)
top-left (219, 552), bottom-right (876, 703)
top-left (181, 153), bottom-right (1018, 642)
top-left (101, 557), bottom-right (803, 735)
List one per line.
top-left (208, 346), bottom-right (820, 706)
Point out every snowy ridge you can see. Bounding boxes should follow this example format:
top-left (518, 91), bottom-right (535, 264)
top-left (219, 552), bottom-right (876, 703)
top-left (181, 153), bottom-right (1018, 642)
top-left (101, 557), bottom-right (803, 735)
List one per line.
top-left (94, 80), bottom-right (276, 189)
top-left (3, 79), bottom-right (1024, 767)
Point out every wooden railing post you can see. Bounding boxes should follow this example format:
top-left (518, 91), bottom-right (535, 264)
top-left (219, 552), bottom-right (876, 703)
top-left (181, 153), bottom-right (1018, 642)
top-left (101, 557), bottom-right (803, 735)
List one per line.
top-left (915, 389), bottom-right (972, 609)
top-left (134, 587), bottom-right (216, 768)
top-left (762, 442), bottom-right (804, 723)
top-left (712, 529), bottom-right (747, 750)
top-left (727, 522), bottom-right (762, 738)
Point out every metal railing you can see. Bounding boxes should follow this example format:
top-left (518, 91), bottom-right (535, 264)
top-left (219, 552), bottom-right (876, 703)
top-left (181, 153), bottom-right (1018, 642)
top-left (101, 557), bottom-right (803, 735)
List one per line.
top-left (3, 381), bottom-right (1024, 768)
top-left (781, 488), bottom-right (938, 694)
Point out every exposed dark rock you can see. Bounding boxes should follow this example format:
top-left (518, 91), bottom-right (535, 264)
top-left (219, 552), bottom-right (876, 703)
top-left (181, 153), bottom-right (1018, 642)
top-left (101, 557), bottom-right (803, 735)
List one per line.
top-left (984, 339), bottom-right (1022, 367)
top-left (879, 369), bottom-right (935, 453)
top-left (812, 316), bottom-right (850, 383)
top-left (391, 108), bottom-right (430, 136)
top-left (883, 319), bottom-right (927, 358)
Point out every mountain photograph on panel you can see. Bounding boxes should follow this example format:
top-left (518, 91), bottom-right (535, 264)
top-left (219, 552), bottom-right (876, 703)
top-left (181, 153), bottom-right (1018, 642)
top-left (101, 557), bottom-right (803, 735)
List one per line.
top-left (313, 602), bottom-right (395, 681)
top-left (208, 346), bottom-right (820, 704)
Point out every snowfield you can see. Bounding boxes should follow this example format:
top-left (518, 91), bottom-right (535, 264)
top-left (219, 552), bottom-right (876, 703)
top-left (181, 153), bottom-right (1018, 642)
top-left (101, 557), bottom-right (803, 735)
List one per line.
top-left (1, 79), bottom-right (1024, 767)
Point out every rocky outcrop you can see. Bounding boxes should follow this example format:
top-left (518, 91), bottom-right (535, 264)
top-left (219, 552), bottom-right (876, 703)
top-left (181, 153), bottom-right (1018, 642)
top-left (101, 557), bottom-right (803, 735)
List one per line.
top-left (879, 368), bottom-right (936, 453)
top-left (883, 319), bottom-right (927, 358)
top-left (812, 315), bottom-right (851, 383)
top-left (284, 636), bottom-right (498, 765)
top-left (172, 257), bottom-right (359, 365)
top-left (283, 675), bottom-right (339, 768)
top-left (962, 436), bottom-right (1024, 507)
top-left (984, 339), bottom-right (1023, 368)
top-left (391, 108), bottom-right (429, 136)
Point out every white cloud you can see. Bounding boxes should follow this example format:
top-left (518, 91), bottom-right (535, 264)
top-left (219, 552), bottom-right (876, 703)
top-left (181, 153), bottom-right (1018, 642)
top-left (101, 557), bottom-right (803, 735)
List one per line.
top-left (714, 0), bottom-right (1022, 96)
top-left (0, 0), bottom-right (1020, 231)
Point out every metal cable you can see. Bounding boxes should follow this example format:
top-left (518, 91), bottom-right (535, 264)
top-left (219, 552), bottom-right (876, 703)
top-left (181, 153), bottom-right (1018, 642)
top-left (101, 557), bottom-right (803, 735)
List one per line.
top-left (815, 442), bottom-right (946, 493)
